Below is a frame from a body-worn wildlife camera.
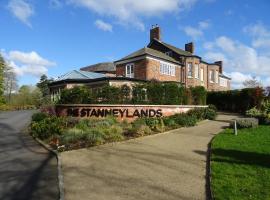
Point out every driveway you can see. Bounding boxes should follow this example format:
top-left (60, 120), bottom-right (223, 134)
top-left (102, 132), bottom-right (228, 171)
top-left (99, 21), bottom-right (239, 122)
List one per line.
top-left (0, 110), bottom-right (59, 200)
top-left (61, 113), bottom-right (240, 200)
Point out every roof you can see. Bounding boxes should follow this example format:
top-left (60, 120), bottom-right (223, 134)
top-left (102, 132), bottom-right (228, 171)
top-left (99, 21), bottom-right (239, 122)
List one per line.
top-left (115, 47), bottom-right (180, 64)
top-left (159, 40), bottom-right (193, 56)
top-left (53, 70), bottom-right (105, 81)
top-left (80, 62), bottom-right (115, 72)
top-left (219, 73), bottom-right (231, 80)
top-left (49, 76), bottom-right (148, 86)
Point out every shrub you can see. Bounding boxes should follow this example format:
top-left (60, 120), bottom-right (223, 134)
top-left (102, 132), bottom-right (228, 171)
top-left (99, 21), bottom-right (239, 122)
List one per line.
top-left (102, 125), bottom-right (124, 142)
top-left (208, 104), bottom-right (217, 112)
top-left (173, 113), bottom-right (197, 127)
top-left (246, 107), bottom-right (262, 117)
top-left (207, 87), bottom-right (265, 113)
top-left (231, 118), bottom-right (259, 129)
top-left (191, 86), bottom-right (207, 105)
top-left (61, 128), bottom-right (86, 144)
top-left (32, 112), bottom-right (48, 122)
top-left (133, 125), bottom-right (152, 137)
top-left (203, 108), bottom-right (217, 120)
top-left (187, 108), bottom-right (206, 120)
top-left (58, 86), bottom-right (92, 104)
top-left (31, 116), bottom-right (67, 140)
top-left (163, 117), bottom-right (177, 127)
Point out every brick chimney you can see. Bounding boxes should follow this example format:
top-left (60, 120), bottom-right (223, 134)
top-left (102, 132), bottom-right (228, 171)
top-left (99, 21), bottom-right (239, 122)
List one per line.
top-left (185, 42), bottom-right (195, 54)
top-left (215, 61), bottom-right (223, 73)
top-left (150, 25), bottom-right (161, 41)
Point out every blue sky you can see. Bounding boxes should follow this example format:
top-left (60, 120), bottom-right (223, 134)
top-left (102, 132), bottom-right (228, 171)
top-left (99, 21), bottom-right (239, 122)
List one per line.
top-left (1, 0), bottom-right (270, 88)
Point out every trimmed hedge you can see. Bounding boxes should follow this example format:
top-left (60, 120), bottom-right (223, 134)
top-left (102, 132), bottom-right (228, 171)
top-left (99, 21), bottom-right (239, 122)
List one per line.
top-left (207, 87), bottom-right (264, 113)
top-left (58, 83), bottom-right (207, 105)
top-left (230, 118), bottom-right (259, 129)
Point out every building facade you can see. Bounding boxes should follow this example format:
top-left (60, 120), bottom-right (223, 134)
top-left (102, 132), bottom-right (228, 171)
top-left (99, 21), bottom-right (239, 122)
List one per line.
top-left (49, 26), bottom-right (231, 100)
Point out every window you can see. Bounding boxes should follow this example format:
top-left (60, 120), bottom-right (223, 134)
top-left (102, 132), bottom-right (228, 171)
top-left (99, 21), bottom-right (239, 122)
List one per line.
top-left (125, 64), bottom-right (134, 78)
top-left (209, 70), bottom-right (214, 82)
top-left (165, 51), bottom-right (172, 57)
top-left (195, 64), bottom-right (199, 79)
top-left (215, 71), bottom-right (219, 83)
top-left (200, 68), bottom-right (204, 81)
top-left (220, 77), bottom-right (227, 87)
top-left (160, 62), bottom-right (175, 76)
top-left (187, 63), bottom-right (193, 77)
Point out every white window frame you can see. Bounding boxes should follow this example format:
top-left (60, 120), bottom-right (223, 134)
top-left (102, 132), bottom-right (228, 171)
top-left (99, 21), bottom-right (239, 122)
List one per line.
top-left (160, 61), bottom-right (176, 76)
top-left (209, 70), bottom-right (214, 83)
top-left (187, 63), bottom-right (193, 78)
top-left (125, 63), bottom-right (134, 78)
top-left (195, 64), bottom-right (199, 79)
top-left (200, 68), bottom-right (204, 81)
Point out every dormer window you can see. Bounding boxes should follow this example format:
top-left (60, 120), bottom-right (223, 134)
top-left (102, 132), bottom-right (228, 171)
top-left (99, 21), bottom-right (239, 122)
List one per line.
top-left (165, 51), bottom-right (172, 57)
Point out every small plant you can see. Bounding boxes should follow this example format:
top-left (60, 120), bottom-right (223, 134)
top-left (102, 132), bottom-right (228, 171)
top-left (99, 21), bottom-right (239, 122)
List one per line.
top-left (173, 113), bottom-right (197, 127)
top-left (31, 112), bottom-right (48, 122)
top-left (203, 108), bottom-right (217, 120)
top-left (246, 107), bottom-right (262, 117)
top-left (231, 118), bottom-right (259, 129)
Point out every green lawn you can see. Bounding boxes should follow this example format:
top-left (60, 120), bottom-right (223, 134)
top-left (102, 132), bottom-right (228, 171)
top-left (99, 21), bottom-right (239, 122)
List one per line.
top-left (210, 126), bottom-right (270, 200)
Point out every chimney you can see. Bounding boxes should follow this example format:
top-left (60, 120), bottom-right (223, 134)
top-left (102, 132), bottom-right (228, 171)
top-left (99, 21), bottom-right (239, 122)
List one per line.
top-left (150, 25), bottom-right (161, 41)
top-left (185, 42), bottom-right (195, 54)
top-left (215, 61), bottom-right (223, 73)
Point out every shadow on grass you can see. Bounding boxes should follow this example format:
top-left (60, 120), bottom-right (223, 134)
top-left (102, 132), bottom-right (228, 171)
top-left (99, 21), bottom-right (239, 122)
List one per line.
top-left (211, 148), bottom-right (270, 168)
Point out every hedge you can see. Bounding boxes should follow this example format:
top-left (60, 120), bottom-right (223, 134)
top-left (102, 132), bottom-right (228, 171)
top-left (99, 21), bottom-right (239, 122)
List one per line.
top-left (58, 82), bottom-right (207, 105)
top-left (207, 87), bottom-right (264, 113)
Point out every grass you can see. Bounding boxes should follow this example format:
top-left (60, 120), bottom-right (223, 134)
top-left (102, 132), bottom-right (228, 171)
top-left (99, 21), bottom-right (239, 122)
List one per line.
top-left (210, 126), bottom-right (270, 200)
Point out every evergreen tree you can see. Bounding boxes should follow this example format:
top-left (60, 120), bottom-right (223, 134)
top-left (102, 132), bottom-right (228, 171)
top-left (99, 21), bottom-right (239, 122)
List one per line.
top-left (36, 74), bottom-right (51, 97)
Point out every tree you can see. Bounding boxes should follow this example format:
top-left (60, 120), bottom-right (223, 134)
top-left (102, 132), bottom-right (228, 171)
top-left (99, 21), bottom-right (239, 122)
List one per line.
top-left (4, 64), bottom-right (18, 103)
top-left (0, 54), bottom-right (6, 104)
top-left (36, 74), bottom-right (52, 97)
top-left (243, 76), bottom-right (262, 88)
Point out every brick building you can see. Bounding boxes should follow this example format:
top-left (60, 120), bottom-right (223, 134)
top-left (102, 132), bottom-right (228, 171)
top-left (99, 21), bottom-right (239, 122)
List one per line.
top-left (49, 26), bottom-right (230, 100)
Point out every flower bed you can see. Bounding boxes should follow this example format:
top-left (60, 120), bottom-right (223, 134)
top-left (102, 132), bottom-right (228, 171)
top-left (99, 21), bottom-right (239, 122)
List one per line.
top-left (30, 107), bottom-right (217, 151)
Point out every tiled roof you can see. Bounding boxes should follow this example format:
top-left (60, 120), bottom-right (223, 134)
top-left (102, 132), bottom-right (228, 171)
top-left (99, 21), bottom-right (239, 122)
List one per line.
top-left (54, 70), bottom-right (105, 81)
top-left (80, 62), bottom-right (115, 72)
top-left (159, 40), bottom-right (192, 56)
top-left (116, 47), bottom-right (180, 64)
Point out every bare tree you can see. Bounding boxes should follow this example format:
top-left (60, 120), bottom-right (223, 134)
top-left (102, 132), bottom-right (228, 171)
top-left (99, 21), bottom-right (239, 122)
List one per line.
top-left (243, 76), bottom-right (262, 88)
top-left (4, 64), bottom-right (18, 103)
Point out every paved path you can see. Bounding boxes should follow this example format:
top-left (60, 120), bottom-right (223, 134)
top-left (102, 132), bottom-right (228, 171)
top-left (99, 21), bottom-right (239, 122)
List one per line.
top-left (61, 113), bottom-right (240, 200)
top-left (0, 110), bottom-right (59, 200)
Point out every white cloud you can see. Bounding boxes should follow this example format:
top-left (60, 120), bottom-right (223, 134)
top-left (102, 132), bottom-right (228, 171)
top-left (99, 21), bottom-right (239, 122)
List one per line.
top-left (243, 22), bottom-right (270, 48)
top-left (203, 34), bottom-right (270, 89)
top-left (2, 50), bottom-right (56, 77)
top-left (183, 20), bottom-right (210, 40)
top-left (183, 26), bottom-right (203, 40)
top-left (94, 19), bottom-right (113, 32)
top-left (68, 0), bottom-right (197, 30)
top-left (199, 20), bottom-right (210, 29)
top-left (8, 0), bottom-right (34, 27)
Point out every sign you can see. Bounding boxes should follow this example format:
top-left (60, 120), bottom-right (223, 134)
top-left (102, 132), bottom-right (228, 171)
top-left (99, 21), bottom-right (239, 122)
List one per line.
top-left (67, 108), bottom-right (162, 118)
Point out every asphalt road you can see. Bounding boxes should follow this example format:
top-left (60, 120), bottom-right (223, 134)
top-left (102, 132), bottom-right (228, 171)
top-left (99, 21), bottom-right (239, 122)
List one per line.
top-left (0, 110), bottom-right (59, 200)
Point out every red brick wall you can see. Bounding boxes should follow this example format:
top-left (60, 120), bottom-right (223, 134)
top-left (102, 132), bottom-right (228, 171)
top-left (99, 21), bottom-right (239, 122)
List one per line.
top-left (56, 104), bottom-right (208, 122)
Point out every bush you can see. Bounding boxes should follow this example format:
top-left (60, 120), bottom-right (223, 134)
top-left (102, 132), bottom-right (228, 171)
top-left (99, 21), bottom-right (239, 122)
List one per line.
top-left (102, 125), bottom-right (124, 142)
top-left (32, 112), bottom-right (49, 122)
top-left (191, 86), bottom-right (207, 105)
top-left (231, 118), bottom-right (259, 129)
top-left (203, 108), bottom-right (217, 120)
top-left (208, 104), bottom-right (217, 112)
top-left (163, 117), bottom-right (177, 127)
top-left (58, 86), bottom-right (92, 104)
top-left (187, 108), bottom-right (206, 120)
top-left (207, 87), bottom-right (265, 113)
top-left (31, 116), bottom-right (67, 140)
top-left (173, 113), bottom-right (197, 127)
top-left (246, 107), bottom-right (262, 117)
